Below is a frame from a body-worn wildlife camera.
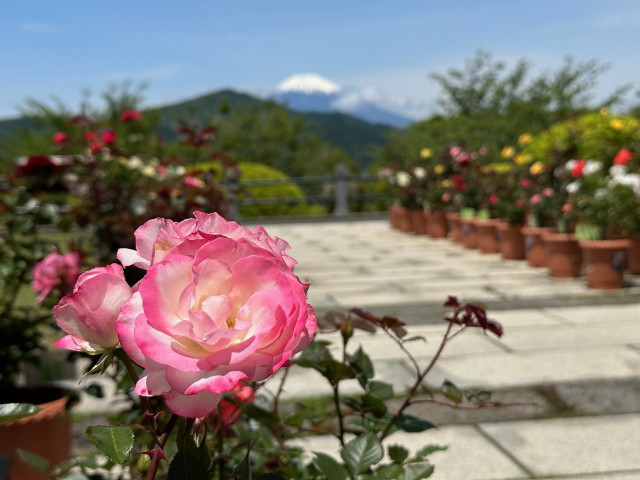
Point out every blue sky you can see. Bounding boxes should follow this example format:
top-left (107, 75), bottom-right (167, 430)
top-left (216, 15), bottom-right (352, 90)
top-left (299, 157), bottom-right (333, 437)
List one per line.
top-left (2, 0), bottom-right (639, 120)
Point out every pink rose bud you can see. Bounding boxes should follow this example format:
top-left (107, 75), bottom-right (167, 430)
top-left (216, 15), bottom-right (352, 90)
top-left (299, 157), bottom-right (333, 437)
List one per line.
top-left (116, 212), bottom-right (316, 418)
top-left (32, 252), bottom-right (80, 303)
top-left (53, 264), bottom-right (132, 354)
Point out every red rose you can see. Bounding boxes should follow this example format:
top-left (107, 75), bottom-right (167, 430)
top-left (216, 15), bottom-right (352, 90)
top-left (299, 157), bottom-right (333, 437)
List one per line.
top-left (121, 109), bottom-right (142, 122)
top-left (613, 149), bottom-right (633, 166)
top-left (571, 159), bottom-right (587, 179)
top-left (101, 130), bottom-right (117, 144)
top-left (52, 132), bottom-right (67, 144)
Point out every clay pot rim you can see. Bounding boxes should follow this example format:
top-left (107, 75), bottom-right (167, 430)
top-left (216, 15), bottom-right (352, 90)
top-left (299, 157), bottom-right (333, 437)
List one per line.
top-left (521, 226), bottom-right (553, 235)
top-left (542, 231), bottom-right (576, 241)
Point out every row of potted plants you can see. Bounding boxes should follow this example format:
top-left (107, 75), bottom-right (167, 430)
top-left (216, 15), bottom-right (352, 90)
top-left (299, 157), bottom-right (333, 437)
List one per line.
top-left (383, 112), bottom-right (640, 290)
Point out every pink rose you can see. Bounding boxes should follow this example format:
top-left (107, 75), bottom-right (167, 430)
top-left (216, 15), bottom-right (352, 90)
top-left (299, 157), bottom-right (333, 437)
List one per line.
top-left (183, 175), bottom-right (205, 189)
top-left (101, 129), bottom-right (117, 144)
top-left (488, 193), bottom-right (499, 204)
top-left (116, 212), bottom-right (316, 418)
top-left (530, 193), bottom-right (542, 205)
top-left (53, 264), bottom-right (132, 354)
top-left (542, 187), bottom-right (554, 198)
top-left (32, 252), bottom-right (80, 303)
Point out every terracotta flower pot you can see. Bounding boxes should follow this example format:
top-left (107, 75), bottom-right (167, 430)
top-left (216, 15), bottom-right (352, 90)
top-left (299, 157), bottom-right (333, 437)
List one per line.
top-left (497, 222), bottom-right (525, 260)
top-left (522, 226), bottom-right (552, 268)
top-left (543, 231), bottom-right (582, 279)
top-left (446, 212), bottom-right (463, 244)
top-left (0, 387), bottom-right (72, 480)
top-left (579, 239), bottom-right (630, 290)
top-left (428, 211), bottom-right (449, 239)
top-left (389, 206), bottom-right (412, 233)
top-left (628, 233), bottom-right (640, 275)
top-left (474, 219), bottom-right (500, 254)
top-left (410, 209), bottom-right (428, 235)
top-left (460, 217), bottom-right (477, 249)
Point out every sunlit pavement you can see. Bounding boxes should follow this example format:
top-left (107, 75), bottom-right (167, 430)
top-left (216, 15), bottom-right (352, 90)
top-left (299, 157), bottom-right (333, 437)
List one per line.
top-left (257, 217), bottom-right (640, 480)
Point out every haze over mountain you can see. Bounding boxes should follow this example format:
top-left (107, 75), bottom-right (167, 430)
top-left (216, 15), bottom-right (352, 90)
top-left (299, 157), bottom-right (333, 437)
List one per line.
top-left (272, 73), bottom-right (412, 127)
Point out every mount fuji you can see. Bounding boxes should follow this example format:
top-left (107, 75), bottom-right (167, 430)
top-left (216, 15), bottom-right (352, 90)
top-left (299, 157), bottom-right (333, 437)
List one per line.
top-left (272, 73), bottom-right (411, 127)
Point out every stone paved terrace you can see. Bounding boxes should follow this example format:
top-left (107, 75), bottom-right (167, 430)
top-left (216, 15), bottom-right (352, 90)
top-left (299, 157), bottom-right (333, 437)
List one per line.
top-left (70, 217), bottom-right (640, 479)
top-left (251, 217), bottom-right (640, 480)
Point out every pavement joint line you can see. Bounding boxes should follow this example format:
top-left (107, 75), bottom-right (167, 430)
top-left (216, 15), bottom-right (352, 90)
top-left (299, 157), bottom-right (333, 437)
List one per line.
top-left (473, 423), bottom-right (536, 479)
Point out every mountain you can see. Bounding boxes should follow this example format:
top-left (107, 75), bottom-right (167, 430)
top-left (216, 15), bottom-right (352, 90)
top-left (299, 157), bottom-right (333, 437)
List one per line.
top-left (0, 88), bottom-right (394, 171)
top-left (272, 73), bottom-right (412, 128)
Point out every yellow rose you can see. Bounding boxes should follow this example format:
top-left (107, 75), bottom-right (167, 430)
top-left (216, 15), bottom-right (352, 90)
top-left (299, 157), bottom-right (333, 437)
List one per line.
top-left (529, 161), bottom-right (545, 176)
top-left (514, 153), bottom-right (533, 165)
top-left (434, 164), bottom-right (444, 174)
top-left (441, 179), bottom-right (452, 188)
top-left (610, 118), bottom-right (624, 131)
top-left (517, 133), bottom-right (532, 145)
top-left (420, 148), bottom-right (433, 159)
top-left (501, 146), bottom-right (515, 159)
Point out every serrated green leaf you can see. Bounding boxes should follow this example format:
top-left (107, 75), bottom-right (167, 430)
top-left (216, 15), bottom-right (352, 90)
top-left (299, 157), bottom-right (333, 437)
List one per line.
top-left (0, 403), bottom-right (41, 424)
top-left (387, 444), bottom-right (409, 463)
top-left (396, 415), bottom-right (436, 433)
top-left (313, 452), bottom-right (348, 480)
top-left (17, 449), bottom-right (50, 473)
top-left (368, 381), bottom-right (394, 400)
top-left (415, 444), bottom-right (448, 459)
top-left (397, 463), bottom-right (434, 480)
top-left (86, 426), bottom-right (134, 465)
top-left (341, 433), bottom-right (383, 475)
top-left (441, 380), bottom-right (462, 404)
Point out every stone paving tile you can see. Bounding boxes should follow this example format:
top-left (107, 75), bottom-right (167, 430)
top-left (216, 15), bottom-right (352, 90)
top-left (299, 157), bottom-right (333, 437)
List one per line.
top-left (421, 346), bottom-right (640, 389)
top-left (544, 303), bottom-right (640, 324)
top-left (495, 320), bottom-right (640, 352)
top-left (479, 413), bottom-right (640, 477)
top-left (488, 308), bottom-right (568, 327)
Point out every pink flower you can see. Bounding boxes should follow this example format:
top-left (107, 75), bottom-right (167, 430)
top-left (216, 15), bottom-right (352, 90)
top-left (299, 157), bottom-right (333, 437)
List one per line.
top-left (542, 188), bottom-right (554, 198)
top-left (32, 252), bottom-right (80, 303)
top-left (121, 109), bottom-right (142, 122)
top-left (116, 212), bottom-right (316, 418)
top-left (102, 129), bottom-right (117, 144)
top-left (562, 203), bottom-right (572, 213)
top-left (614, 149), bottom-right (633, 166)
top-left (519, 178), bottom-right (532, 189)
top-left (84, 131), bottom-right (98, 142)
top-left (441, 192), bottom-right (451, 203)
top-left (52, 132), bottom-right (67, 144)
top-left (449, 146), bottom-right (462, 157)
top-left (53, 264), bottom-right (132, 354)
top-left (488, 193), bottom-right (499, 204)
top-left (89, 142), bottom-right (104, 153)
top-left (183, 175), bottom-right (205, 189)
top-left (530, 193), bottom-right (542, 205)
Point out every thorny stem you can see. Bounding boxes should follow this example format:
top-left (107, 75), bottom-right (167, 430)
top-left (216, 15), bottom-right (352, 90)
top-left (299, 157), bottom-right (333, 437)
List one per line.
top-left (272, 367), bottom-right (290, 417)
top-left (332, 381), bottom-right (346, 447)
top-left (380, 321), bottom-right (458, 440)
top-left (146, 414), bottom-right (178, 480)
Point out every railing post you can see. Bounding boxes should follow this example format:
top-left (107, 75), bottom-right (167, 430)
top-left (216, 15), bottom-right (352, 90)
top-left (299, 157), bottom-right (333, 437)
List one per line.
top-left (333, 164), bottom-right (350, 217)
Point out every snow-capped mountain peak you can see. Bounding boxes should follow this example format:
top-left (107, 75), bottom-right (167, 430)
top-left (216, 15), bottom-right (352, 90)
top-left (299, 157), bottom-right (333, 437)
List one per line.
top-left (275, 73), bottom-right (341, 95)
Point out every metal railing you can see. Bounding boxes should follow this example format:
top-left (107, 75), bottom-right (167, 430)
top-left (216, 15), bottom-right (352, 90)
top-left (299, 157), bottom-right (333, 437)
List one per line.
top-left (226, 165), bottom-right (390, 219)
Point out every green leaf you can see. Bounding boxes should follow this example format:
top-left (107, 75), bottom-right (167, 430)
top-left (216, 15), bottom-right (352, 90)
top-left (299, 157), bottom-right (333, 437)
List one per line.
top-left (415, 444), bottom-right (448, 459)
top-left (17, 449), bottom-right (50, 473)
top-left (0, 403), bottom-right (41, 424)
top-left (387, 444), bottom-right (409, 463)
top-left (397, 463), bottom-right (434, 480)
top-left (441, 380), bottom-right (462, 404)
top-left (341, 433), bottom-right (383, 475)
top-left (233, 444), bottom-right (252, 480)
top-left (244, 404), bottom-right (281, 432)
top-left (86, 426), bottom-right (134, 465)
top-left (313, 452), bottom-right (348, 480)
top-left (395, 415), bottom-right (436, 433)
top-left (361, 463), bottom-right (404, 479)
top-left (347, 346), bottom-right (375, 388)
top-left (361, 393), bottom-right (387, 418)
top-left (368, 381), bottom-right (394, 400)
top-left (168, 434), bottom-right (210, 480)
